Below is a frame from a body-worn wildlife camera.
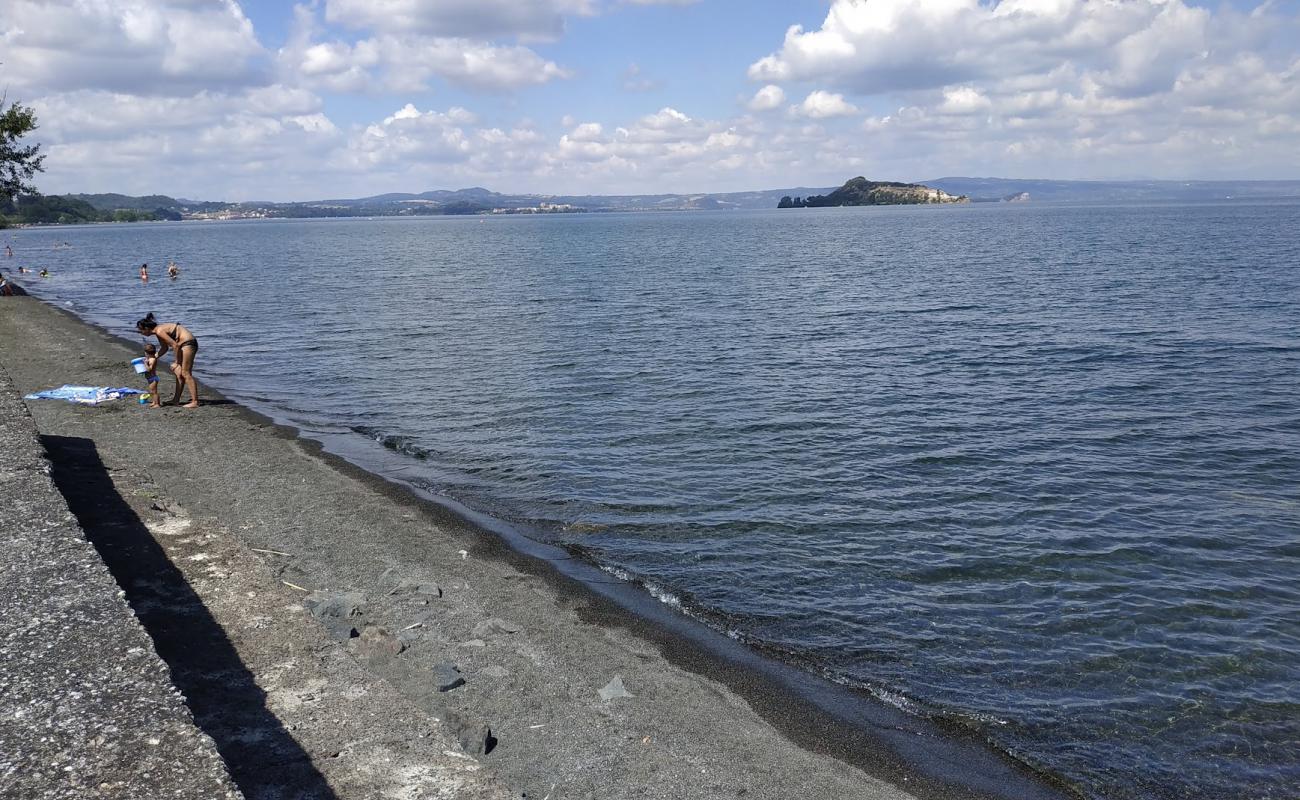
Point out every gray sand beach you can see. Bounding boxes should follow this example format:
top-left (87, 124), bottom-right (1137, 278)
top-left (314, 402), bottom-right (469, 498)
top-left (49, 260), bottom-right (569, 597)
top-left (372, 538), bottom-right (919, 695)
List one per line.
top-left (0, 294), bottom-right (1072, 800)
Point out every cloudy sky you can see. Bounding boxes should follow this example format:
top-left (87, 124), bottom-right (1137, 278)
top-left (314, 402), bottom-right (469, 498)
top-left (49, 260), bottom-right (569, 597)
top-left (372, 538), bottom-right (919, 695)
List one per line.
top-left (4, 0), bottom-right (1299, 201)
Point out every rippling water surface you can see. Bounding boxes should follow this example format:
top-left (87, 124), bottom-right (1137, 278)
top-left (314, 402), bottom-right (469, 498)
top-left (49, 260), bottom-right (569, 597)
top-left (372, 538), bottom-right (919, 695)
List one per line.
top-left (11, 202), bottom-right (1299, 799)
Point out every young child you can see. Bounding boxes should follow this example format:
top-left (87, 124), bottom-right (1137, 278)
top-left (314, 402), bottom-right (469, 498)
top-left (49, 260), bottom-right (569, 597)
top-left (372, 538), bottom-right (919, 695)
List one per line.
top-left (141, 343), bottom-right (162, 407)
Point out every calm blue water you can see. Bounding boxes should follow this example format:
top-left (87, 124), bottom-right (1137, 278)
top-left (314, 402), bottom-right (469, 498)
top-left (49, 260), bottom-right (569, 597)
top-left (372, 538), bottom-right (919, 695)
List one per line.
top-left (9, 203), bottom-right (1299, 799)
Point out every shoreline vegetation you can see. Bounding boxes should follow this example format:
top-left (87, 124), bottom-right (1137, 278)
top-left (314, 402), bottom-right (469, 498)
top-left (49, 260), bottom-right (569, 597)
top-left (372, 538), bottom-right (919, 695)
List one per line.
top-left (0, 293), bottom-right (1081, 800)
top-left (6, 177), bottom-right (1300, 227)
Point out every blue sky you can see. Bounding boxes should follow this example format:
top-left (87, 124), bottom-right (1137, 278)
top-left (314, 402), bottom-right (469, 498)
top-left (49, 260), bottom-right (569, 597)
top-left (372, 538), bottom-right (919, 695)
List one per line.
top-left (5, 0), bottom-right (1300, 200)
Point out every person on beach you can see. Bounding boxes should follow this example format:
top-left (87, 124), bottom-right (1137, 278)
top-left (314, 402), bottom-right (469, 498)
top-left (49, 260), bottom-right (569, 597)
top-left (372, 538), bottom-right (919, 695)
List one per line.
top-left (0, 273), bottom-right (11, 297)
top-left (139, 343), bottom-right (162, 407)
top-left (140, 263), bottom-right (149, 281)
top-left (135, 312), bottom-right (201, 408)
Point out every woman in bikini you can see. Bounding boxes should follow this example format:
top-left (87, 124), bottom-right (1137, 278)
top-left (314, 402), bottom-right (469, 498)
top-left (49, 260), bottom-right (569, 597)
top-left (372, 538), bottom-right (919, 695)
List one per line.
top-left (135, 312), bottom-right (201, 407)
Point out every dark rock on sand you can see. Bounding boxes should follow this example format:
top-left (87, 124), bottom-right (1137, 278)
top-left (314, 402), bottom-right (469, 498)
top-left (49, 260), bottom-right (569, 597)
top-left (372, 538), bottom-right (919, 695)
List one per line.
top-left (304, 590), bottom-right (366, 640)
top-left (445, 710), bottom-right (497, 756)
top-left (433, 662), bottom-right (466, 692)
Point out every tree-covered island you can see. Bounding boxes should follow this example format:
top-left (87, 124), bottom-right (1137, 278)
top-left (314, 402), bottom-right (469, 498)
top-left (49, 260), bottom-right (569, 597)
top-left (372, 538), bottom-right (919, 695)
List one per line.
top-left (778, 177), bottom-right (967, 208)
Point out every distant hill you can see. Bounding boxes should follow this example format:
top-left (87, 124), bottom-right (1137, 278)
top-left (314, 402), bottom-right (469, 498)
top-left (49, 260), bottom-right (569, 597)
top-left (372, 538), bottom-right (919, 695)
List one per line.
top-left (778, 177), bottom-right (966, 208)
top-left (924, 177), bottom-right (1300, 203)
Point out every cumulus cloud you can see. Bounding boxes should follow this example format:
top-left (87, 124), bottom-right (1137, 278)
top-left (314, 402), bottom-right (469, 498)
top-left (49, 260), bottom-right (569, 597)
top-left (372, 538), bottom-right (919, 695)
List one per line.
top-left (1, 0), bottom-right (267, 96)
top-left (285, 35), bottom-right (571, 92)
top-left (29, 86), bottom-right (342, 199)
top-left (280, 5), bottom-right (572, 92)
top-left (747, 85), bottom-right (786, 112)
top-left (795, 90), bottom-right (858, 119)
top-left (748, 0), bottom-right (1234, 96)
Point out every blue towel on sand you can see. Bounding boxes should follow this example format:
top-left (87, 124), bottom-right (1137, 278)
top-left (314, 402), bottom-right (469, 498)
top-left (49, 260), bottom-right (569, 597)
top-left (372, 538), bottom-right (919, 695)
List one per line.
top-left (25, 385), bottom-right (145, 405)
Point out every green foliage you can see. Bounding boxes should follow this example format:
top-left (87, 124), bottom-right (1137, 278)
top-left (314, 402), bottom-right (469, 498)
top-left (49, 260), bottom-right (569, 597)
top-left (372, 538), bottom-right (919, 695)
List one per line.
top-left (0, 194), bottom-right (165, 224)
top-left (1, 99), bottom-right (45, 200)
top-left (68, 193), bottom-right (182, 212)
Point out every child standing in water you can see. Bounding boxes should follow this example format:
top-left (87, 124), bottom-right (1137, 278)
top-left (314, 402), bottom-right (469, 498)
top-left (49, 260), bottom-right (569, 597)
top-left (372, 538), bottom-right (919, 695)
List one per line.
top-left (140, 343), bottom-right (162, 407)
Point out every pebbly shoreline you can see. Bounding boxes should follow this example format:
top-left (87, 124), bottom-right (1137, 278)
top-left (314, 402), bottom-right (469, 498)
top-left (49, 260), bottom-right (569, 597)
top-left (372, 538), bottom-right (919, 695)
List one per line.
top-left (0, 294), bottom-right (1076, 800)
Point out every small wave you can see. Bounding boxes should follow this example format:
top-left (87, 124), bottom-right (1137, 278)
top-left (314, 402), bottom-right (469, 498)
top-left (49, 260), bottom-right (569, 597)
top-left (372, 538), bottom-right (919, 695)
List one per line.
top-left (599, 565), bottom-right (686, 610)
top-left (351, 425), bottom-right (431, 460)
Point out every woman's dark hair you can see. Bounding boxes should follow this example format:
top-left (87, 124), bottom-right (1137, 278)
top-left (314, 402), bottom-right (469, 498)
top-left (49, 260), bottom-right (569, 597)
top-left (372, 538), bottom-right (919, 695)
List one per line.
top-left (136, 312), bottom-right (157, 332)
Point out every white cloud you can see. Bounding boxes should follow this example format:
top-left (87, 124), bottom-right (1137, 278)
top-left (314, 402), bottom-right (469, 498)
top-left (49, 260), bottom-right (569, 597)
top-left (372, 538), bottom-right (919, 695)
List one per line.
top-left (795, 90), bottom-right (858, 119)
top-left (748, 85), bottom-right (786, 112)
top-left (937, 86), bottom-right (992, 116)
top-left (1, 0), bottom-right (266, 96)
top-left (748, 0), bottom-right (1223, 96)
top-left (280, 6), bottom-right (572, 93)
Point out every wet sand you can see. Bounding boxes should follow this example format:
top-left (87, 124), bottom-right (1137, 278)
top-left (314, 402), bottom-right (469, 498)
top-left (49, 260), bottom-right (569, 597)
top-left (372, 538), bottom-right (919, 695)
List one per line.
top-left (0, 294), bottom-right (1075, 800)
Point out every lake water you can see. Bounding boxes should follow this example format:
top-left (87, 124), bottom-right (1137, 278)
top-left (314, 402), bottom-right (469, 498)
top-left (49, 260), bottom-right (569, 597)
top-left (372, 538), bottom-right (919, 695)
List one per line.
top-left (9, 202), bottom-right (1299, 799)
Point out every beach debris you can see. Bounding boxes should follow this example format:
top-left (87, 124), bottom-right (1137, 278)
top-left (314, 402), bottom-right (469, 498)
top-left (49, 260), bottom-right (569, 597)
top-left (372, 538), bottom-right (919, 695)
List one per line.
top-left (352, 625), bottom-right (405, 660)
top-left (280, 580), bottom-right (310, 593)
top-left (445, 711), bottom-right (496, 756)
top-left (303, 590), bottom-right (366, 640)
top-left (251, 547), bottom-right (293, 557)
top-left (433, 663), bottom-right (466, 692)
top-left (457, 549), bottom-right (469, 560)
top-left (472, 618), bottom-right (522, 638)
top-left (598, 675), bottom-right (633, 702)
top-left (459, 639), bottom-right (486, 648)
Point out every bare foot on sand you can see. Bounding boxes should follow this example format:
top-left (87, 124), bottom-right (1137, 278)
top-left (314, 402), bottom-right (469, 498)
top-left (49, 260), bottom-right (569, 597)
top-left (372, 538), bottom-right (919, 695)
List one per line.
top-left (184, 401), bottom-right (200, 408)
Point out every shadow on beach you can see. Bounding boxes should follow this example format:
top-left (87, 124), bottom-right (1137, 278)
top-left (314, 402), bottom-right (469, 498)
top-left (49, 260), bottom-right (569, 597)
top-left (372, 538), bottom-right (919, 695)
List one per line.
top-left (42, 435), bottom-right (338, 800)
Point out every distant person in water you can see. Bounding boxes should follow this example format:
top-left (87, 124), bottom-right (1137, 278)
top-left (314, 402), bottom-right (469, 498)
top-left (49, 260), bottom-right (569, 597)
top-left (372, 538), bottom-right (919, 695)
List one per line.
top-left (140, 343), bottom-right (162, 408)
top-left (135, 312), bottom-right (201, 408)
top-left (39, 269), bottom-right (49, 278)
top-left (167, 260), bottom-right (179, 278)
top-left (140, 263), bottom-right (149, 281)
top-left (4, 245), bottom-right (11, 258)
